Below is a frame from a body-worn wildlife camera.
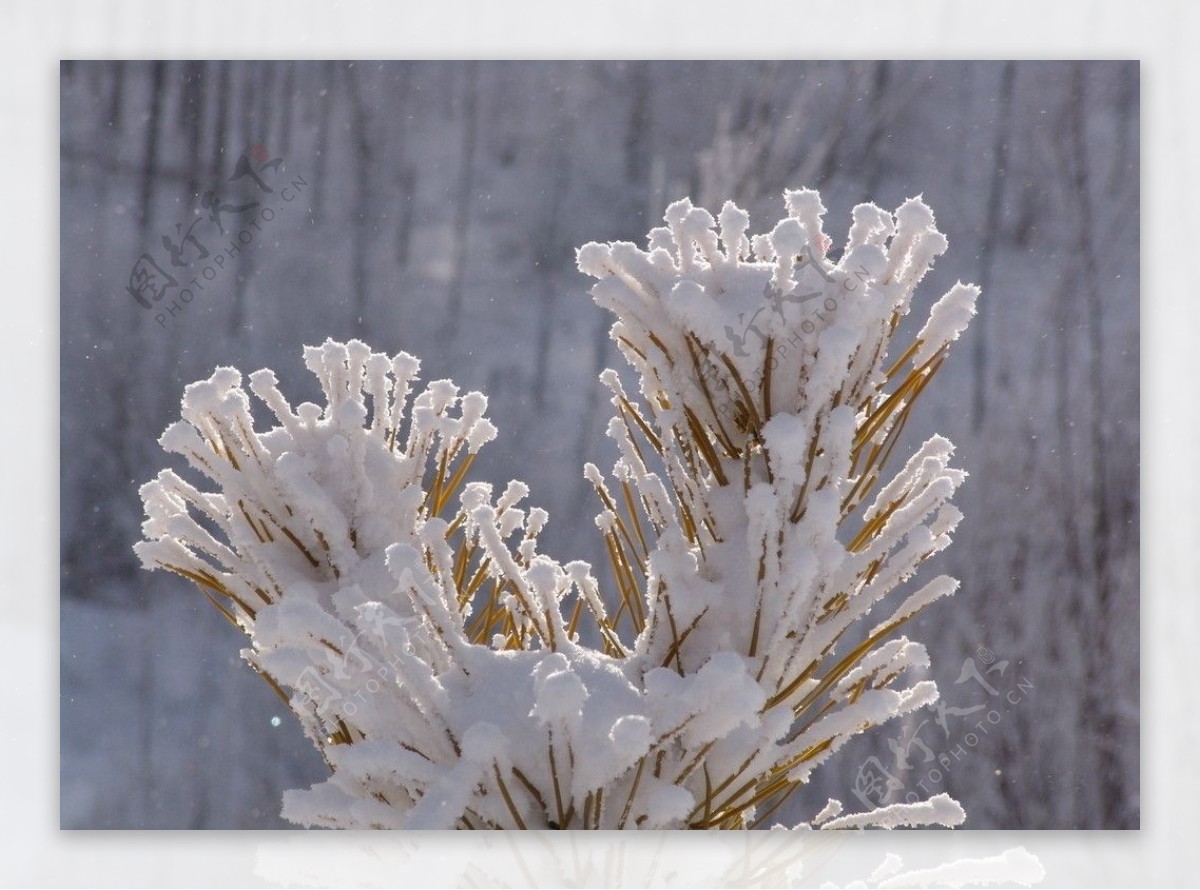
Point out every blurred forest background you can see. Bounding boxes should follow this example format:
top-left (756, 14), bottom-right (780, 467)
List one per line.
top-left (59, 60), bottom-right (1139, 829)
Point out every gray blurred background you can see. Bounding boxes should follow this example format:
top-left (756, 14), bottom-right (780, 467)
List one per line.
top-left (59, 60), bottom-right (1138, 829)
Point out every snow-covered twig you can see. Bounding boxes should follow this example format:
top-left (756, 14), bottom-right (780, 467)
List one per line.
top-left (137, 189), bottom-right (977, 829)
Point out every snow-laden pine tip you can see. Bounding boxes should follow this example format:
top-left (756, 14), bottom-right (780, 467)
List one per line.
top-left (138, 187), bottom-right (978, 830)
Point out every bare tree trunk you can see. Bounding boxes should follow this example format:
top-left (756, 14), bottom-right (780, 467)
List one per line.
top-left (441, 60), bottom-right (479, 340)
top-left (344, 63), bottom-right (375, 335)
top-left (181, 60), bottom-right (206, 202)
top-left (1067, 62), bottom-right (1124, 829)
top-left (239, 60), bottom-right (257, 152)
top-left (210, 61), bottom-right (231, 177)
top-left (531, 107), bottom-right (574, 409)
top-left (312, 60), bottom-right (336, 224)
top-left (391, 64), bottom-right (416, 269)
top-left (970, 61), bottom-right (1015, 431)
top-left (1049, 191), bottom-right (1087, 826)
top-left (624, 62), bottom-right (651, 202)
top-left (259, 61), bottom-right (276, 152)
top-left (395, 165), bottom-right (417, 268)
top-left (106, 60), bottom-right (126, 130)
top-left (279, 62), bottom-right (295, 157)
top-left (138, 60), bottom-right (166, 241)
top-left (228, 62), bottom-right (259, 337)
top-left (134, 63), bottom-right (170, 816)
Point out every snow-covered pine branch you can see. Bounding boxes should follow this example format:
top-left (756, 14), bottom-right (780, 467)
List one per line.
top-left (136, 189), bottom-right (977, 830)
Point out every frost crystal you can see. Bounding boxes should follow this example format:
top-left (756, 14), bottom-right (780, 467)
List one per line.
top-left (137, 189), bottom-right (977, 829)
